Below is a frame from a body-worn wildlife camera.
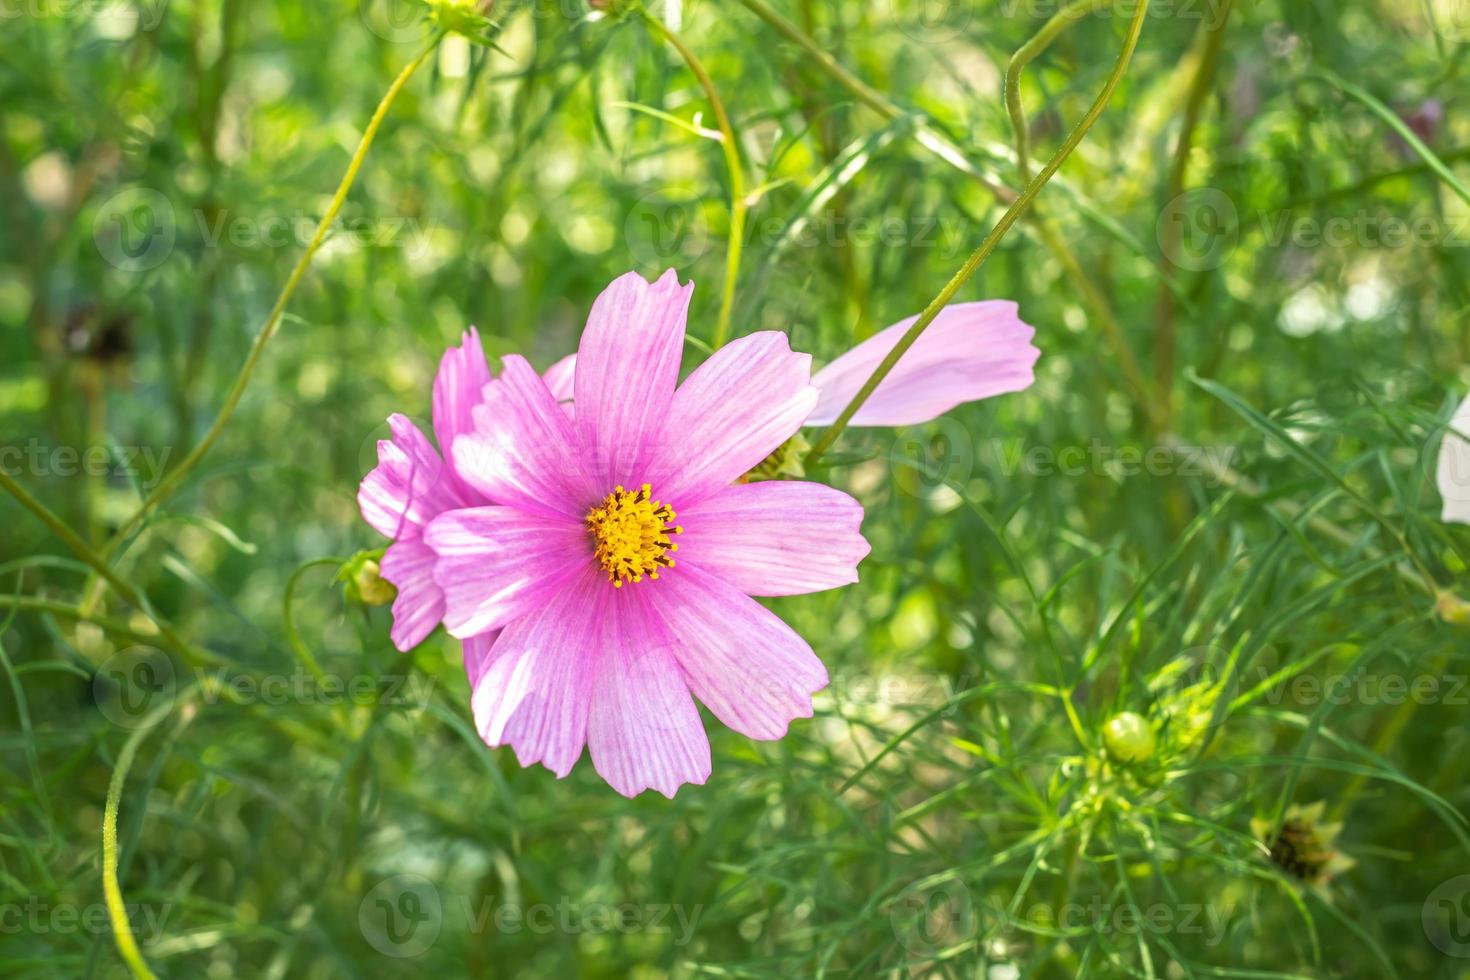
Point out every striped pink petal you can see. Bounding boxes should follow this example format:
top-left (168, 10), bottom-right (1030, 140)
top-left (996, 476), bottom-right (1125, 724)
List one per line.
top-left (586, 584), bottom-right (711, 798)
top-left (656, 564), bottom-right (829, 740)
top-left (425, 505), bottom-right (591, 638)
top-left (677, 481), bottom-right (869, 595)
top-left (358, 414), bottom-right (470, 540)
top-left (645, 332), bottom-right (819, 507)
top-left (451, 355), bottom-right (594, 520)
top-left (574, 269), bottom-right (692, 486)
top-left (469, 567), bottom-right (605, 778)
top-left (806, 301), bottom-right (1039, 427)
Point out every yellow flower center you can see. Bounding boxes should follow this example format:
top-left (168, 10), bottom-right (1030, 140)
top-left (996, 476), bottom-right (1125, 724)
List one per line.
top-left (585, 483), bottom-right (682, 588)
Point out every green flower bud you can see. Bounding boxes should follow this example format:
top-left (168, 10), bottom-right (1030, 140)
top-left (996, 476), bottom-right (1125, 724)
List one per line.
top-left (1437, 591), bottom-right (1470, 626)
top-left (427, 0), bottom-right (491, 37)
top-left (1103, 711), bottom-right (1156, 764)
top-left (341, 550), bottom-right (396, 607)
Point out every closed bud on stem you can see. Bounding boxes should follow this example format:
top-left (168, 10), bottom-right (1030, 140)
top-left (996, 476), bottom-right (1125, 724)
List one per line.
top-left (427, 0), bottom-right (492, 37)
top-left (341, 550), bottom-right (396, 607)
top-left (1102, 711), bottom-right (1157, 764)
top-left (1437, 590), bottom-right (1470, 626)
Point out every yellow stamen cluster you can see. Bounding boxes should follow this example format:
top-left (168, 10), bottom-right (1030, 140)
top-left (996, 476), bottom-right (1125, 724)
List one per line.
top-left (585, 484), bottom-right (682, 588)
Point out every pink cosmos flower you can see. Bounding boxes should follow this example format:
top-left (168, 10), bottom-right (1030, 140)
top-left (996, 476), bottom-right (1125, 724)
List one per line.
top-left (1439, 393), bottom-right (1470, 524)
top-left (361, 270), bottom-right (871, 797)
top-left (358, 271), bottom-right (1038, 797)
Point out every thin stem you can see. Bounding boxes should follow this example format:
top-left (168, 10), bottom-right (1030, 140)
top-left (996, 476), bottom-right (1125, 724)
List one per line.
top-left (102, 707), bottom-right (173, 980)
top-left (738, 0), bottom-right (1160, 434)
top-left (733, 0), bottom-right (1011, 198)
top-left (640, 8), bottom-right (746, 348)
top-left (92, 36), bottom-right (442, 568)
top-left (284, 558), bottom-right (343, 686)
top-left (1005, 0), bottom-right (1112, 179)
top-left (0, 596), bottom-right (159, 644)
top-left (1184, 441), bottom-right (1455, 603)
top-left (1154, 0), bottom-right (1234, 429)
top-left (0, 469), bottom-right (221, 668)
top-left (1003, 0), bottom-right (1159, 430)
top-left (805, 0), bottom-right (1152, 467)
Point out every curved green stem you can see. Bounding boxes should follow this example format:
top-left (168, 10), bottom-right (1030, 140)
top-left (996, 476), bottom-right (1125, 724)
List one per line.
top-left (1005, 0), bottom-right (1113, 179)
top-left (284, 557), bottom-right (344, 686)
top-left (93, 35), bottom-right (442, 569)
top-left (639, 8), bottom-right (746, 348)
top-left (1004, 1), bottom-right (1162, 431)
top-left (805, 0), bottom-right (1152, 467)
top-left (102, 702), bottom-right (177, 980)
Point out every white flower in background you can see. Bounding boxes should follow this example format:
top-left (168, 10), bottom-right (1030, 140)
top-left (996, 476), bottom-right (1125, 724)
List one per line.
top-left (1438, 394), bottom-right (1470, 524)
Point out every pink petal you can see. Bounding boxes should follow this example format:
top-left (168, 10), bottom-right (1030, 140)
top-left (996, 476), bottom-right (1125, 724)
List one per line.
top-left (358, 414), bottom-right (470, 540)
top-left (677, 481), bottom-right (870, 596)
top-left (469, 567), bottom-right (605, 777)
top-left (587, 585), bottom-right (711, 798)
top-left (655, 565), bottom-right (829, 741)
top-left (1440, 393), bottom-right (1470, 524)
top-left (645, 332), bottom-right (819, 507)
top-left (806, 301), bottom-right (1039, 427)
top-left (461, 629), bottom-right (500, 689)
top-left (432, 327), bottom-right (493, 467)
top-left (451, 355), bottom-right (594, 519)
top-left (574, 270), bottom-right (692, 486)
top-left (543, 354), bottom-right (577, 409)
top-left (424, 505), bottom-right (591, 638)
top-left (380, 535), bottom-right (445, 651)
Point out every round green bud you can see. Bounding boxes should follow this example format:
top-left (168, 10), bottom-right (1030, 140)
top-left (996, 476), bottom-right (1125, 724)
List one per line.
top-left (341, 551), bottom-right (396, 607)
top-left (1103, 711), bottom-right (1157, 764)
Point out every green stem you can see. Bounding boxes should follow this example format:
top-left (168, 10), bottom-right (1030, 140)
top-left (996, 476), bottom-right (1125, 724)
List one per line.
top-left (1005, 0), bottom-right (1113, 179)
top-left (92, 35), bottom-right (442, 570)
top-left (1185, 440), bottom-right (1454, 603)
top-left (1003, 0), bottom-right (1159, 430)
top-left (732, 0), bottom-right (1011, 197)
top-left (0, 596), bottom-right (159, 644)
top-left (102, 704), bottom-right (176, 980)
top-left (0, 469), bottom-right (221, 668)
top-left (639, 8), bottom-right (746, 348)
top-left (1154, 0), bottom-right (1234, 429)
top-left (805, 0), bottom-right (1152, 467)
top-left (284, 558), bottom-right (344, 686)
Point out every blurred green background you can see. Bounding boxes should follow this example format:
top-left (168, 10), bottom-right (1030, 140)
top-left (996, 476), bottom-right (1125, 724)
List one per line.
top-left (3, 0), bottom-right (1470, 976)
